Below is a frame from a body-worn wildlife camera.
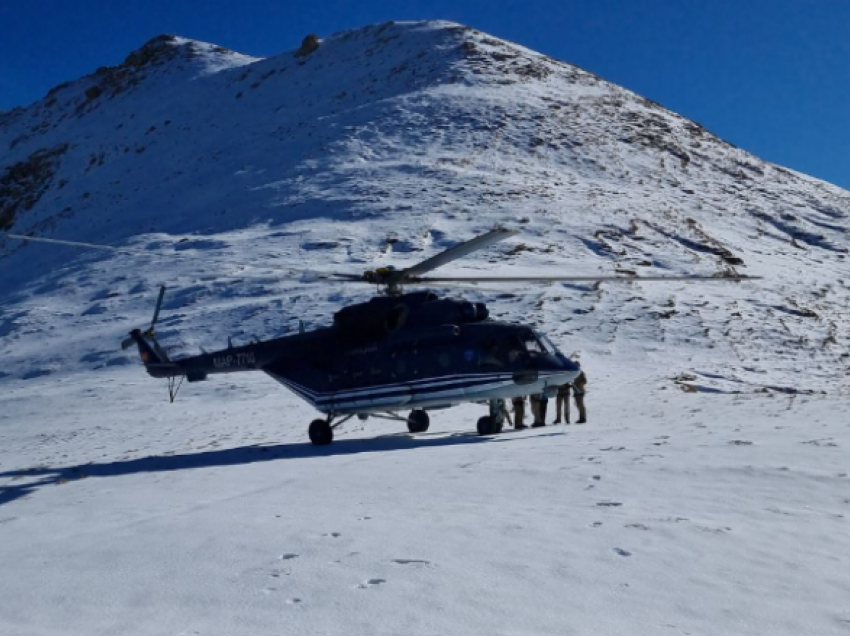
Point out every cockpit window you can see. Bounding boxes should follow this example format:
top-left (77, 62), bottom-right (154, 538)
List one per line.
top-left (522, 333), bottom-right (544, 354)
top-left (535, 331), bottom-right (560, 355)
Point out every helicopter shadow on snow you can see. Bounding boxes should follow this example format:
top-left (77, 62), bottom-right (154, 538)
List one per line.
top-left (0, 429), bottom-right (563, 508)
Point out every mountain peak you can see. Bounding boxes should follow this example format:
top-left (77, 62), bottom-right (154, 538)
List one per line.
top-left (81, 34), bottom-right (258, 98)
top-left (120, 34), bottom-right (188, 70)
top-left (2, 20), bottom-right (849, 390)
top-left (0, 34), bottom-right (258, 140)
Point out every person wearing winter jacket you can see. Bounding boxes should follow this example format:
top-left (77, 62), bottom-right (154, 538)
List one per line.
top-left (573, 368), bottom-right (587, 424)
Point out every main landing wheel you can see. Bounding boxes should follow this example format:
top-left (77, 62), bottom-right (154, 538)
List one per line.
top-left (309, 419), bottom-right (333, 445)
top-left (476, 415), bottom-right (503, 436)
top-left (407, 409), bottom-right (430, 434)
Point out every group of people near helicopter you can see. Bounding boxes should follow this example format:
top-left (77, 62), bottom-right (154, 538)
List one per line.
top-left (508, 366), bottom-right (587, 430)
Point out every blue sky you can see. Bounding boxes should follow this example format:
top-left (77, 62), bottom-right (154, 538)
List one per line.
top-left (1, 0), bottom-right (848, 190)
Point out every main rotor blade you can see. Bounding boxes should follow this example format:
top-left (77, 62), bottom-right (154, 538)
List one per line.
top-left (6, 233), bottom-right (347, 281)
top-left (409, 274), bottom-right (762, 283)
top-left (6, 233), bottom-right (152, 256)
top-left (394, 228), bottom-right (519, 281)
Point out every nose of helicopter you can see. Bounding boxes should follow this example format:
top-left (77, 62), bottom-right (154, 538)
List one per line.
top-left (543, 353), bottom-right (581, 387)
top-left (512, 353), bottom-right (580, 387)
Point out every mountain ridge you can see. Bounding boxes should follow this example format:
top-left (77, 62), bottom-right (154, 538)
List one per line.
top-left (1, 20), bottom-right (848, 392)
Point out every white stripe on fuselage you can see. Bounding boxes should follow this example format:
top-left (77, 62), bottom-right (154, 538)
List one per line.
top-left (266, 370), bottom-right (578, 414)
top-left (276, 372), bottom-right (516, 400)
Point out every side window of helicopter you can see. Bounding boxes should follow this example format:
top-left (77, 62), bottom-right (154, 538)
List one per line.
top-left (478, 339), bottom-right (504, 369)
top-left (506, 337), bottom-right (526, 364)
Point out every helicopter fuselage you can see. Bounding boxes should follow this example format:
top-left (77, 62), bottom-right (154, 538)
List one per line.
top-left (132, 291), bottom-right (580, 415)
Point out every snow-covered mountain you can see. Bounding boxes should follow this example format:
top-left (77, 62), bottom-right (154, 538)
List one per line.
top-left (2, 19), bottom-right (849, 389)
top-left (3, 22), bottom-right (850, 636)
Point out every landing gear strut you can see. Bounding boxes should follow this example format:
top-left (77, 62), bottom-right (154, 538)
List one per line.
top-left (477, 399), bottom-right (507, 436)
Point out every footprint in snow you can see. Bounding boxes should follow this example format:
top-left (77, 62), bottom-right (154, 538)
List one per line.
top-left (596, 501), bottom-right (622, 507)
top-left (696, 525), bottom-right (732, 534)
top-left (285, 598), bottom-right (303, 606)
top-left (613, 548), bottom-right (632, 557)
top-left (392, 559), bottom-right (430, 565)
top-left (324, 532), bottom-right (342, 538)
top-left (357, 578), bottom-right (386, 589)
top-left (279, 553), bottom-right (299, 560)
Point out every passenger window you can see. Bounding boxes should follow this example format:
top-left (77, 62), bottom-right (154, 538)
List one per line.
top-left (479, 339), bottom-right (504, 368)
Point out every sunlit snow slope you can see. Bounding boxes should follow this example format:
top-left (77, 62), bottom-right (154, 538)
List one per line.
top-left (1, 21), bottom-right (849, 388)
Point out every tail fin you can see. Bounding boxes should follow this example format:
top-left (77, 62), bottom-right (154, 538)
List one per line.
top-left (130, 328), bottom-right (160, 363)
top-left (129, 328), bottom-right (175, 376)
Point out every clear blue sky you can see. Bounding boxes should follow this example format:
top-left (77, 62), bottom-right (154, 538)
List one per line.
top-left (1, 0), bottom-right (849, 190)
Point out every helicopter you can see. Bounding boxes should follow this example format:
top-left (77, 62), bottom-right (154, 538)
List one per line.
top-left (8, 228), bottom-right (758, 444)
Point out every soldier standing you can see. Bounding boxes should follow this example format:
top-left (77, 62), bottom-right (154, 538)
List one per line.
top-left (512, 395), bottom-right (527, 430)
top-left (554, 382), bottom-right (571, 424)
top-left (538, 392), bottom-right (550, 427)
top-left (573, 367), bottom-right (587, 424)
top-left (529, 393), bottom-right (541, 427)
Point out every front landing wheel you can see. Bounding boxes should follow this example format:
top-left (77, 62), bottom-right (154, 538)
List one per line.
top-left (309, 419), bottom-right (333, 445)
top-left (407, 409), bottom-right (430, 434)
top-left (477, 415), bottom-right (503, 436)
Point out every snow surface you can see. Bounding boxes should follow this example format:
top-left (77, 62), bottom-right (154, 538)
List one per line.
top-left (1, 19), bottom-right (850, 635)
top-left (2, 369), bottom-right (849, 635)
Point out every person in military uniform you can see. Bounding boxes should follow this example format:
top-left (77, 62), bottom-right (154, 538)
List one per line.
top-left (529, 393), bottom-right (541, 427)
top-left (534, 392), bottom-right (549, 427)
top-left (573, 367), bottom-right (587, 424)
top-left (554, 382), bottom-right (571, 424)
top-left (511, 395), bottom-right (526, 430)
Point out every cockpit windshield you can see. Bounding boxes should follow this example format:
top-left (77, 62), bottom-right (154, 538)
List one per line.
top-left (522, 332), bottom-right (544, 355)
top-left (535, 331), bottom-right (560, 355)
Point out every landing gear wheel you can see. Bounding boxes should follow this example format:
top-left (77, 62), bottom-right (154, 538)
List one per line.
top-left (309, 419), bottom-right (333, 445)
top-left (477, 415), bottom-right (502, 436)
top-left (407, 409), bottom-right (430, 434)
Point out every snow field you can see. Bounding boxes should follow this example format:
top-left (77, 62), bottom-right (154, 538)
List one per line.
top-left (1, 367), bottom-right (848, 635)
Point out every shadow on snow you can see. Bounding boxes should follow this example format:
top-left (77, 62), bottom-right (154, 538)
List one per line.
top-left (0, 429), bottom-right (557, 507)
